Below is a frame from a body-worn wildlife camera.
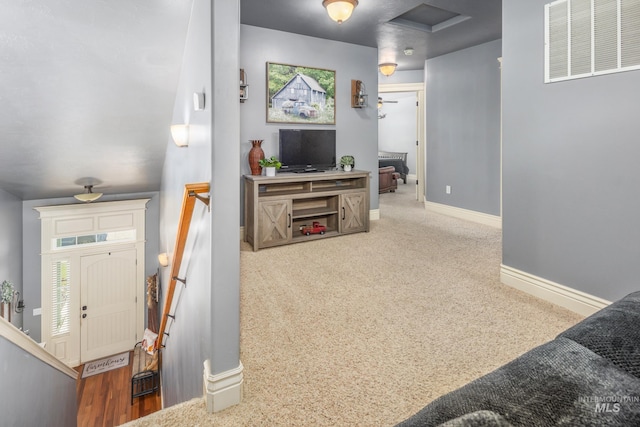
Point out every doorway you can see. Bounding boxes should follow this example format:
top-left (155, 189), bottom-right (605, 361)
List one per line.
top-left (80, 249), bottom-right (138, 362)
top-left (37, 199), bottom-right (148, 367)
top-left (378, 83), bottom-right (425, 202)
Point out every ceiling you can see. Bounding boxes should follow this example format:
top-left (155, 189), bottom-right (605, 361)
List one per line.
top-left (241, 0), bottom-right (502, 71)
top-left (0, 0), bottom-right (501, 201)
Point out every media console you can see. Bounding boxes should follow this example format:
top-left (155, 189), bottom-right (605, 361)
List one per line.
top-left (244, 170), bottom-right (370, 251)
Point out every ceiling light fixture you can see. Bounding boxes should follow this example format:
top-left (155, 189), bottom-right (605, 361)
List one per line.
top-left (171, 124), bottom-right (189, 147)
top-left (378, 63), bottom-right (398, 77)
top-left (323, 0), bottom-right (358, 24)
top-left (74, 185), bottom-right (103, 203)
top-left (404, 48), bottom-right (414, 56)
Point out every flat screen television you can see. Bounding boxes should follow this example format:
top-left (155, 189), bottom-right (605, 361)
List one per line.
top-left (278, 129), bottom-right (336, 172)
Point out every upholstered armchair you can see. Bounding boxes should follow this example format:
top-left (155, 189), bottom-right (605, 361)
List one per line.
top-left (379, 166), bottom-right (400, 194)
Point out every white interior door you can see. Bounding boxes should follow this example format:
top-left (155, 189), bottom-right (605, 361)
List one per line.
top-left (80, 249), bottom-right (138, 363)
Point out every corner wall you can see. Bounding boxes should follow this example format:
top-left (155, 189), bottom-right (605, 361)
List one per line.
top-left (426, 39), bottom-right (502, 216)
top-left (502, 1), bottom-right (640, 302)
top-left (0, 334), bottom-right (77, 426)
top-left (0, 189), bottom-right (22, 327)
top-left (159, 0), bottom-right (241, 408)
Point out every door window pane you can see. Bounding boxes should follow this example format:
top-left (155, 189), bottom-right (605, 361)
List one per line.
top-left (51, 260), bottom-right (70, 337)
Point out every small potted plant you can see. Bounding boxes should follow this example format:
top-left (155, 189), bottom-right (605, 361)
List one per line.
top-left (340, 155), bottom-right (355, 172)
top-left (1, 280), bottom-right (14, 305)
top-left (1, 280), bottom-right (14, 319)
top-left (258, 156), bottom-right (282, 177)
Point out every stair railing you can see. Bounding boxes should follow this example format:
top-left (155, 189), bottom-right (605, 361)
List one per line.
top-left (156, 183), bottom-right (210, 351)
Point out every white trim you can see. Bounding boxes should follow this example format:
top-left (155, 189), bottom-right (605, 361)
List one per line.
top-left (37, 199), bottom-right (148, 366)
top-left (500, 264), bottom-right (611, 316)
top-left (0, 317), bottom-right (77, 379)
top-left (35, 199), bottom-right (150, 218)
top-left (203, 359), bottom-right (244, 413)
top-left (378, 83), bottom-right (423, 92)
top-left (378, 83), bottom-right (426, 203)
top-left (424, 201), bottom-right (502, 228)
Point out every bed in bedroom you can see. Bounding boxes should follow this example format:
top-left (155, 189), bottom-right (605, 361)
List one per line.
top-left (378, 151), bottom-right (409, 184)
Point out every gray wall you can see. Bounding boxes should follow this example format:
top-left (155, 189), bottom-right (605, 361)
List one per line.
top-left (239, 25), bottom-right (379, 213)
top-left (0, 337), bottom-right (77, 426)
top-left (0, 189), bottom-right (22, 328)
top-left (159, 0), bottom-right (241, 407)
top-left (502, 1), bottom-right (640, 301)
top-left (426, 39), bottom-right (502, 216)
top-left (21, 192), bottom-right (160, 343)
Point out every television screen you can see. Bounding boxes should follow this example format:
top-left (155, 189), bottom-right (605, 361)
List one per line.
top-left (278, 129), bottom-right (336, 172)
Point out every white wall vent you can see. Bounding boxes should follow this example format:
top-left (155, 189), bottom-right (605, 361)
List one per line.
top-left (545, 0), bottom-right (640, 82)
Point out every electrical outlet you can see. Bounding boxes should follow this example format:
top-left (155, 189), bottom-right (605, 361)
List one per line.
top-left (445, 185), bottom-right (451, 194)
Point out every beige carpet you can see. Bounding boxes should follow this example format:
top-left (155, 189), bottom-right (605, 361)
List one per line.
top-left (122, 182), bottom-right (583, 426)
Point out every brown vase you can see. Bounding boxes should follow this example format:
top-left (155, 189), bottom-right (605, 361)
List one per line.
top-left (248, 140), bottom-right (265, 176)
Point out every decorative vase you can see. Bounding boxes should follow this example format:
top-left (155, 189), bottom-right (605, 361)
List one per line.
top-left (343, 165), bottom-right (352, 172)
top-left (265, 167), bottom-right (276, 177)
top-left (248, 140), bottom-right (265, 176)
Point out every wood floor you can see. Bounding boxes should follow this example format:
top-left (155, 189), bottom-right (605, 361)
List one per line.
top-left (76, 351), bottom-right (162, 427)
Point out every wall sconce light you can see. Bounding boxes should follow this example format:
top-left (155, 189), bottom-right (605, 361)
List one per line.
top-left (171, 124), bottom-right (189, 147)
top-left (158, 253), bottom-right (169, 267)
top-left (323, 0), bottom-right (358, 24)
top-left (378, 63), bottom-right (398, 77)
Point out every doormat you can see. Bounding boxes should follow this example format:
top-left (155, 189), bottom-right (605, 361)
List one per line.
top-left (81, 351), bottom-right (130, 378)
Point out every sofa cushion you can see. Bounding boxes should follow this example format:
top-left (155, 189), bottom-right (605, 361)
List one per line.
top-left (396, 337), bottom-right (640, 426)
top-left (558, 291), bottom-right (640, 380)
top-left (438, 410), bottom-right (514, 427)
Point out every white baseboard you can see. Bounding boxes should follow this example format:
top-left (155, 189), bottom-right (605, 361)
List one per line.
top-left (203, 359), bottom-right (244, 413)
top-left (424, 201), bottom-right (502, 228)
top-left (500, 264), bottom-right (611, 316)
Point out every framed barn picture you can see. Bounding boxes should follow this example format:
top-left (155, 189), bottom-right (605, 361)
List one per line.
top-left (266, 62), bottom-right (336, 125)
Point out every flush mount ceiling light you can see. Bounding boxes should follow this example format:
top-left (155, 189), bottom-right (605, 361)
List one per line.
top-left (323, 0), bottom-right (358, 24)
top-left (171, 124), bottom-right (190, 147)
top-left (74, 185), bottom-right (103, 203)
top-left (378, 63), bottom-right (398, 77)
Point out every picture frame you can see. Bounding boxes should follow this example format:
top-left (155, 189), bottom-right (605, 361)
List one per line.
top-left (266, 62), bottom-right (336, 125)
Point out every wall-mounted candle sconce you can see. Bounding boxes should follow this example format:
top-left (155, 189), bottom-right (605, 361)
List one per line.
top-left (351, 80), bottom-right (367, 108)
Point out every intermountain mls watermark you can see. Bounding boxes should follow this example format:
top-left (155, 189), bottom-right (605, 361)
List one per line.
top-left (578, 395), bottom-right (640, 413)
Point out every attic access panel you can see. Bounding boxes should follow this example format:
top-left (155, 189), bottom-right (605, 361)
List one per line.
top-left (388, 3), bottom-right (471, 33)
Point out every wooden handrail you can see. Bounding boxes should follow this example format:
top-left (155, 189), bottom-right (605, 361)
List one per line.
top-left (156, 183), bottom-right (210, 350)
